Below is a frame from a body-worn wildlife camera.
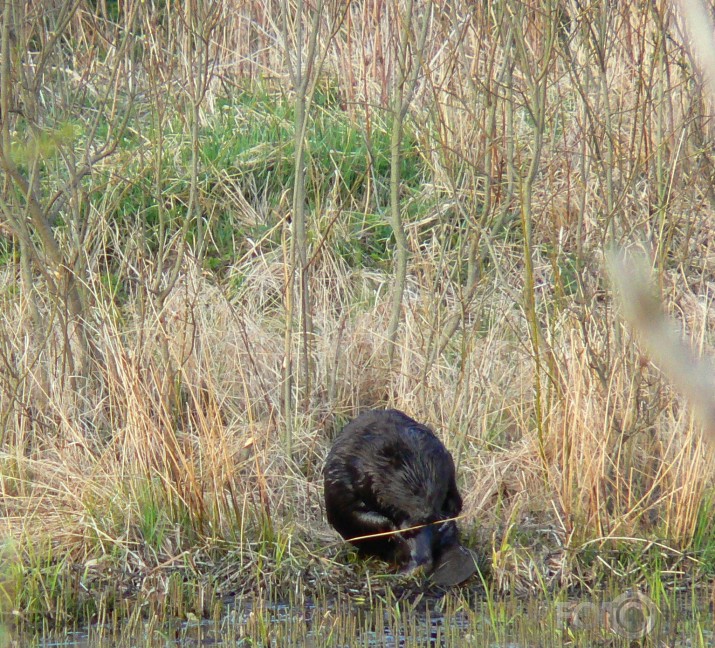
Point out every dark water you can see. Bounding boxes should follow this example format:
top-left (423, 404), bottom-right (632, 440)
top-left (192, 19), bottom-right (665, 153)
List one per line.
top-left (7, 590), bottom-right (715, 647)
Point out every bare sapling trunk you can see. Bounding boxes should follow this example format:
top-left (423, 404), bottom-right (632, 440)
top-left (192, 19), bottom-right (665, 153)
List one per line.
top-left (0, 0), bottom-right (138, 390)
top-left (386, 0), bottom-right (432, 367)
top-left (280, 0), bottom-right (350, 451)
top-left (152, 0), bottom-right (221, 415)
top-left (505, 0), bottom-right (558, 476)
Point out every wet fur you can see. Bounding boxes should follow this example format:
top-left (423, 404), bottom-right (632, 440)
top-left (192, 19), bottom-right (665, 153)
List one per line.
top-left (324, 409), bottom-right (463, 572)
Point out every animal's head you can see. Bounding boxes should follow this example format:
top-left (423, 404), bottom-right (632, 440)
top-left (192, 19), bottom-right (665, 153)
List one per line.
top-left (402, 519), bottom-right (459, 573)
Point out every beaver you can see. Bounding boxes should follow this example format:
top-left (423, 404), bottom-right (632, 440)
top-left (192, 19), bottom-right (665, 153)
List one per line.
top-left (324, 409), bottom-right (471, 581)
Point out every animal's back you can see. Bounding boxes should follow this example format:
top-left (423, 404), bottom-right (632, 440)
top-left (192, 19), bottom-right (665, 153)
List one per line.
top-left (324, 409), bottom-right (462, 569)
top-left (326, 409), bottom-right (460, 525)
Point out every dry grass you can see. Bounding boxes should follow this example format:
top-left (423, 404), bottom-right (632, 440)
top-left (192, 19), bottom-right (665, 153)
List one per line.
top-left (2, 0), bottom-right (715, 628)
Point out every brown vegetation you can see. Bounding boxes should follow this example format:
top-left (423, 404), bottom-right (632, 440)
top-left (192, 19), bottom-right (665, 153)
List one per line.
top-left (1, 0), bottom-right (715, 625)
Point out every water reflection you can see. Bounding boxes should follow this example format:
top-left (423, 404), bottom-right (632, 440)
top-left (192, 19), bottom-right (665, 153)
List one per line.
top-left (11, 591), bottom-right (715, 647)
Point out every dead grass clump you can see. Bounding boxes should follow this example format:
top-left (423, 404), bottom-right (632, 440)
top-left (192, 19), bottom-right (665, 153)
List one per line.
top-left (5, 0), bottom-right (715, 628)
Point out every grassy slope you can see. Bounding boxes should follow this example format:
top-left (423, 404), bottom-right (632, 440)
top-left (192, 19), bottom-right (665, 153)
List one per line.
top-left (1, 0), bottom-right (715, 631)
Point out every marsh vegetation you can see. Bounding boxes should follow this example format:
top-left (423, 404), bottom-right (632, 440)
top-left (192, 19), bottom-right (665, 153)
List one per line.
top-left (2, 0), bottom-right (715, 644)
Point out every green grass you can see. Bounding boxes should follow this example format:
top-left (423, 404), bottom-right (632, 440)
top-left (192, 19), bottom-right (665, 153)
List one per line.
top-left (691, 491), bottom-right (715, 575)
top-left (49, 87), bottom-right (430, 283)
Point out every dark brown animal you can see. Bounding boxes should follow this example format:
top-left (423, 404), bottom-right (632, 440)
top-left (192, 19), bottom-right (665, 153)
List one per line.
top-left (323, 409), bottom-right (464, 574)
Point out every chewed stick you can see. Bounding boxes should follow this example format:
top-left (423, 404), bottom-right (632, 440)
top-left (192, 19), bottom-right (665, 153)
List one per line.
top-left (347, 514), bottom-right (465, 544)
